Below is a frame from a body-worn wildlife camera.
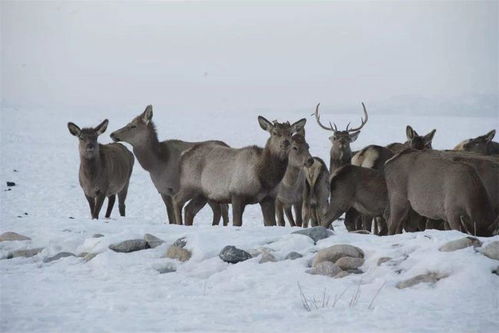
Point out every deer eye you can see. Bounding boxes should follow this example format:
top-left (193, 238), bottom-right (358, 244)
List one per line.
top-left (293, 146), bottom-right (298, 151)
top-left (130, 125), bottom-right (137, 129)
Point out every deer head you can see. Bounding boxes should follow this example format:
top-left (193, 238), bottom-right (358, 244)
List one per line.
top-left (258, 116), bottom-right (307, 159)
top-left (110, 105), bottom-right (154, 146)
top-left (68, 119), bottom-right (108, 159)
top-left (405, 126), bottom-right (436, 150)
top-left (461, 130), bottom-right (495, 154)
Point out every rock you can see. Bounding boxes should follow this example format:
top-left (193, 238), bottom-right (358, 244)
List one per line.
top-left (312, 244), bottom-right (364, 267)
top-left (259, 252), bottom-right (277, 264)
top-left (156, 263), bottom-right (177, 274)
top-left (6, 248), bottom-right (43, 259)
top-left (439, 237), bottom-right (482, 252)
top-left (0, 232), bottom-right (31, 242)
top-left (248, 247), bottom-right (274, 258)
top-left (350, 230), bottom-right (371, 234)
top-left (492, 266), bottom-right (499, 276)
top-left (164, 245), bottom-right (191, 262)
top-left (335, 257), bottom-right (364, 270)
top-left (480, 241), bottom-right (499, 260)
top-left (396, 272), bottom-right (447, 289)
top-left (144, 233), bottom-right (164, 248)
top-left (335, 271), bottom-right (350, 279)
top-left (6, 181), bottom-right (16, 187)
top-left (377, 257), bottom-right (392, 266)
top-left (292, 226), bottom-right (333, 243)
top-left (173, 237), bottom-right (187, 248)
top-left (285, 252), bottom-right (303, 260)
top-left (43, 252), bottom-right (75, 263)
top-left (83, 253), bottom-right (98, 262)
top-left (306, 262), bottom-right (342, 277)
top-left (219, 245), bottom-right (252, 264)
top-left (347, 268), bottom-right (364, 274)
top-left (109, 239), bottom-right (149, 253)
top-left (92, 233), bottom-right (104, 238)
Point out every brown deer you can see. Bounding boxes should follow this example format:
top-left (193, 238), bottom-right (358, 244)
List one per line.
top-left (275, 134), bottom-right (314, 227)
top-left (385, 150), bottom-right (496, 236)
top-left (454, 130), bottom-right (498, 155)
top-left (110, 105), bottom-right (228, 225)
top-left (321, 165), bottom-right (388, 235)
top-left (387, 125), bottom-right (436, 153)
top-left (302, 157), bottom-right (330, 228)
top-left (172, 117), bottom-right (307, 227)
top-left (351, 145), bottom-right (394, 173)
top-left (68, 119), bottom-right (134, 219)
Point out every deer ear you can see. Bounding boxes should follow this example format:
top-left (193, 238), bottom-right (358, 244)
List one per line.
top-left (95, 119), bottom-right (109, 135)
top-left (423, 129), bottom-right (436, 146)
top-left (483, 129), bottom-right (496, 142)
top-left (142, 105), bottom-right (153, 125)
top-left (258, 116), bottom-right (273, 132)
top-left (406, 125), bottom-right (417, 139)
top-left (291, 118), bottom-right (307, 134)
top-left (67, 122), bottom-right (81, 136)
top-left (349, 131), bottom-right (360, 142)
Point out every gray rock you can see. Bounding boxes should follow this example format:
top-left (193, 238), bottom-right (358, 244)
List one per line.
top-left (83, 253), bottom-right (98, 262)
top-left (396, 272), bottom-right (447, 289)
top-left (480, 241), bottom-right (499, 260)
top-left (92, 234), bottom-right (104, 238)
top-left (335, 257), bottom-right (364, 270)
top-left (312, 244), bottom-right (364, 267)
top-left (6, 248), bottom-right (43, 259)
top-left (285, 252), bottom-right (303, 260)
top-left (144, 233), bottom-right (164, 248)
top-left (164, 245), bottom-right (191, 262)
top-left (306, 262), bottom-right (342, 277)
top-left (248, 247), bottom-right (274, 258)
top-left (259, 252), bottom-right (277, 264)
top-left (109, 239), bottom-right (149, 253)
top-left (43, 252), bottom-right (75, 263)
top-left (0, 232), bottom-right (31, 242)
top-left (492, 266), bottom-right (499, 276)
top-left (292, 226), bottom-right (333, 243)
top-left (350, 230), bottom-right (371, 235)
top-left (346, 268), bottom-right (364, 274)
top-left (335, 271), bottom-right (350, 279)
top-left (173, 237), bottom-right (187, 248)
top-left (439, 237), bottom-right (482, 252)
top-left (219, 245), bottom-right (252, 264)
top-left (377, 257), bottom-right (392, 266)
top-left (156, 263), bottom-right (177, 274)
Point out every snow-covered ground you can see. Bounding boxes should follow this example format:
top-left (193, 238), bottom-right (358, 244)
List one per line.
top-left (1, 105), bottom-right (498, 333)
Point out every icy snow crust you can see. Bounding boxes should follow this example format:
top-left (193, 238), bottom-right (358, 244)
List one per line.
top-left (1, 107), bottom-right (498, 333)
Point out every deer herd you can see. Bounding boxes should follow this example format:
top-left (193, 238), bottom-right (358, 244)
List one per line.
top-left (68, 104), bottom-right (499, 237)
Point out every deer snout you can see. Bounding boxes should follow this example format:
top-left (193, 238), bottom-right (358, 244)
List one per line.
top-left (305, 157), bottom-right (314, 167)
top-left (110, 132), bottom-right (119, 142)
top-left (86, 143), bottom-right (95, 152)
top-left (282, 139), bottom-right (290, 148)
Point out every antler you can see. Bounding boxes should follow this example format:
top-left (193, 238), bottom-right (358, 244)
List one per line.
top-left (346, 102), bottom-right (368, 133)
top-left (313, 103), bottom-right (337, 132)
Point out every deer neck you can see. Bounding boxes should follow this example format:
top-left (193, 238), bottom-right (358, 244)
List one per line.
top-left (282, 163), bottom-right (302, 187)
top-left (80, 149), bottom-right (103, 181)
top-left (257, 147), bottom-right (288, 191)
top-left (132, 126), bottom-right (168, 172)
top-left (330, 145), bottom-right (351, 172)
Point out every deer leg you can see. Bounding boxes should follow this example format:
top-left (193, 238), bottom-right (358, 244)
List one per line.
top-left (276, 199), bottom-right (286, 227)
top-left (344, 209), bottom-right (359, 231)
top-left (387, 197), bottom-right (410, 235)
top-left (377, 217), bottom-right (388, 236)
top-left (208, 200), bottom-right (222, 226)
top-left (184, 196), bottom-right (207, 226)
top-left (311, 208), bottom-right (320, 228)
top-left (117, 182), bottom-right (129, 216)
top-left (161, 194), bottom-right (175, 224)
top-left (361, 215), bottom-right (372, 232)
top-left (105, 195), bottom-right (116, 218)
top-left (85, 195), bottom-right (95, 218)
top-left (92, 193), bottom-right (106, 220)
top-left (221, 204), bottom-right (229, 226)
top-left (173, 190), bottom-right (193, 225)
top-left (260, 196), bottom-right (277, 226)
top-left (302, 202), bottom-right (310, 228)
top-left (294, 202), bottom-right (303, 227)
top-left (231, 196), bottom-right (245, 227)
top-left (284, 206), bottom-right (296, 227)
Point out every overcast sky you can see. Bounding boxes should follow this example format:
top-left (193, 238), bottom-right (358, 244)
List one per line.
top-left (1, 1), bottom-right (497, 116)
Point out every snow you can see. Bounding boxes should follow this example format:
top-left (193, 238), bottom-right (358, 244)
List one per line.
top-left (1, 105), bottom-right (498, 333)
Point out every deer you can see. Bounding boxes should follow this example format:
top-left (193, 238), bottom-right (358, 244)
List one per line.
top-left (68, 119), bottom-right (134, 220)
top-left (453, 130), bottom-right (498, 155)
top-left (275, 134), bottom-right (314, 227)
top-left (110, 105), bottom-right (229, 225)
top-left (386, 125), bottom-right (436, 153)
top-left (321, 165), bottom-right (389, 235)
top-left (385, 149), bottom-right (496, 237)
top-left (172, 117), bottom-right (307, 227)
top-left (301, 157), bottom-right (330, 228)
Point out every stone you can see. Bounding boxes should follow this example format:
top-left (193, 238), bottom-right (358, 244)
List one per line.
top-left (480, 241), bottom-right (499, 261)
top-left (292, 226), bottom-right (333, 243)
top-left (83, 253), bottom-right (98, 262)
top-left (335, 257), bottom-right (364, 270)
top-left (0, 232), bottom-right (31, 242)
top-left (335, 271), bottom-right (350, 279)
top-left (377, 257), bottom-right (392, 266)
top-left (156, 263), bottom-right (177, 274)
top-left (285, 252), bottom-right (303, 260)
top-left (109, 239), bottom-right (149, 253)
top-left (219, 245), bottom-right (252, 264)
top-left (306, 262), bottom-right (342, 277)
top-left (396, 272), bottom-right (447, 289)
top-left (144, 233), bottom-right (164, 248)
top-left (173, 237), bottom-right (187, 248)
top-left (492, 266), bottom-right (499, 276)
top-left (43, 252), bottom-right (75, 263)
top-left (347, 268), bottom-right (364, 274)
top-left (259, 252), bottom-right (277, 264)
top-left (6, 181), bottom-right (16, 187)
top-left (248, 247), bottom-right (274, 258)
top-left (92, 234), bottom-right (104, 238)
top-left (439, 237), bottom-right (482, 252)
top-left (350, 230), bottom-right (371, 235)
top-left (164, 245), bottom-right (191, 262)
top-left (6, 248), bottom-right (43, 259)
top-left (312, 244), bottom-right (364, 267)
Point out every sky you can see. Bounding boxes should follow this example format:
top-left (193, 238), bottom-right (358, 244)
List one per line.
top-left (1, 1), bottom-right (498, 116)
